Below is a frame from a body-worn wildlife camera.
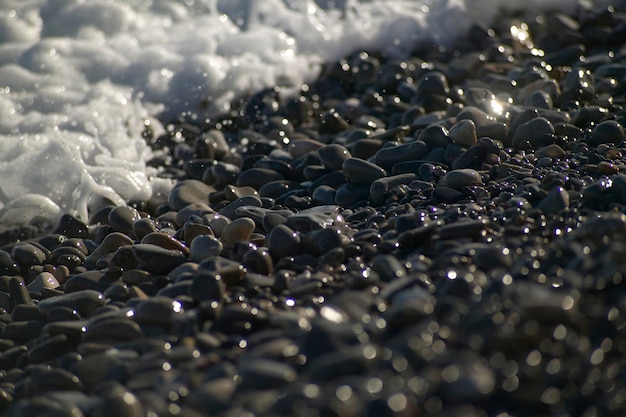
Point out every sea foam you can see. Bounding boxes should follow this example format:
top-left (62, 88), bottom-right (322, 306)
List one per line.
top-left (0, 0), bottom-right (603, 225)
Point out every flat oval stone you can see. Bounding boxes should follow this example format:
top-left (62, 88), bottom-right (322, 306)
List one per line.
top-left (26, 272), bottom-right (60, 293)
top-left (169, 179), bottom-right (215, 211)
top-left (83, 317), bottom-right (143, 343)
top-left (84, 232), bottom-right (134, 269)
top-left (370, 174), bottom-right (416, 205)
top-left (8, 277), bottom-right (31, 306)
top-left (286, 205), bottom-right (342, 232)
top-left (38, 290), bottom-right (105, 317)
top-left (375, 140), bottom-right (429, 170)
top-left (108, 205), bottom-right (141, 235)
top-left (189, 272), bottom-right (225, 303)
top-left (132, 244), bottom-right (187, 275)
top-left (0, 251), bottom-right (19, 275)
top-left (342, 158), bottom-right (386, 184)
top-left (267, 224), bottom-right (301, 260)
top-left (198, 256), bottom-right (245, 288)
top-left (218, 196), bottom-right (263, 221)
top-left (220, 217), bottom-right (256, 249)
top-left (236, 168), bottom-right (284, 189)
top-left (133, 296), bottom-right (182, 326)
top-left (317, 144), bottom-right (352, 171)
top-left (591, 120), bottom-right (625, 145)
top-left (511, 117), bottom-right (554, 149)
top-left (141, 232), bottom-right (189, 254)
top-left (441, 169), bottom-right (483, 189)
top-left (12, 243), bottom-right (47, 269)
top-left (190, 235), bottom-right (223, 262)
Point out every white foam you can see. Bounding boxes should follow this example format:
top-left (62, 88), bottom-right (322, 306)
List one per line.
top-left (0, 0), bottom-right (605, 225)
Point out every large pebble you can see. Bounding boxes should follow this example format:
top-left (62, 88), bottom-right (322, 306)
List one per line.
top-left (220, 217), bottom-right (256, 249)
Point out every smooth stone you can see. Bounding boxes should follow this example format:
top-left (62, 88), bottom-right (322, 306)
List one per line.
top-left (456, 106), bottom-right (496, 127)
top-left (238, 359), bottom-right (296, 389)
top-left (351, 138), bottom-right (383, 160)
top-left (432, 186), bottom-right (466, 203)
top-left (415, 71), bottom-right (449, 96)
top-left (511, 117), bottom-right (555, 149)
top-left (525, 90), bottom-right (553, 109)
top-left (198, 257), bottom-right (246, 287)
top-left (242, 248), bottom-right (273, 275)
top-left (535, 144), bottom-right (566, 159)
top-left (169, 179), bottom-right (215, 211)
top-left (335, 181), bottom-right (371, 208)
top-left (288, 138), bottom-right (324, 159)
top-left (302, 227), bottom-right (347, 256)
top-left (449, 119), bottom-right (477, 147)
top-left (267, 224), bottom-right (301, 260)
top-left (317, 144), bottom-right (352, 171)
top-left (342, 158), bottom-right (386, 184)
top-left (133, 296), bottom-right (182, 326)
top-left (132, 244), bottom-right (187, 275)
top-left (52, 214), bottom-right (89, 238)
top-left (418, 125), bottom-right (451, 149)
top-left (440, 169), bottom-right (483, 189)
top-left (141, 232), bottom-right (189, 254)
top-left (236, 168), bottom-right (284, 189)
top-left (370, 254), bottom-right (407, 282)
top-left (12, 243), bottom-right (47, 269)
top-left (90, 383), bottom-right (145, 417)
top-left (26, 272), bottom-right (60, 293)
top-left (175, 202), bottom-right (214, 226)
top-left (183, 223), bottom-right (214, 244)
top-left (536, 185), bottom-right (570, 215)
top-left (8, 277), bottom-right (32, 305)
top-left (591, 120), bottom-right (625, 145)
top-left (258, 181), bottom-right (306, 199)
top-left (85, 232), bottom-right (134, 269)
top-left (2, 320), bottom-right (46, 343)
top-left (220, 217), bottom-right (256, 249)
top-left (189, 272), bottom-right (225, 303)
top-left (187, 378), bottom-right (236, 415)
top-left (83, 317), bottom-right (143, 343)
top-left (285, 205), bottom-right (342, 233)
top-left (319, 110), bottom-right (350, 134)
top-left (370, 174), bottom-right (416, 205)
top-left (223, 185), bottom-right (259, 201)
top-left (190, 235), bottom-right (223, 262)
top-left (21, 366), bottom-right (83, 393)
top-left (312, 185), bottom-right (337, 205)
top-left (63, 270), bottom-right (113, 293)
top-left (210, 162), bottom-right (241, 186)
top-left (11, 304), bottom-right (46, 322)
top-left (374, 140), bottom-right (429, 170)
top-left (218, 196), bottom-right (262, 220)
top-left (0, 251), bottom-right (19, 275)
top-left (108, 205), bottom-right (141, 235)
top-left (203, 214), bottom-right (231, 238)
top-left (131, 218), bottom-right (158, 241)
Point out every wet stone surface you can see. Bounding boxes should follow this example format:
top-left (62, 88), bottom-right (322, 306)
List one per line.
top-left (3, 3), bottom-right (626, 417)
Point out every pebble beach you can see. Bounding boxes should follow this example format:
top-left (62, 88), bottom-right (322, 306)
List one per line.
top-left (2, 2), bottom-right (626, 417)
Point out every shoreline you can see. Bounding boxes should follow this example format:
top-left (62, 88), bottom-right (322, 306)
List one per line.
top-left (1, 2), bottom-right (626, 416)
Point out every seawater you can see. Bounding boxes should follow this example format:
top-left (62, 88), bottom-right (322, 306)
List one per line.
top-left (0, 0), bottom-right (603, 225)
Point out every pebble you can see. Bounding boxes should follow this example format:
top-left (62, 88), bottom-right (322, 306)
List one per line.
top-left (168, 180), bottom-right (214, 211)
top-left (189, 234), bottom-right (223, 262)
top-left (131, 244), bottom-right (187, 275)
top-left (317, 144), bottom-right (352, 171)
top-left (220, 217), bottom-right (256, 249)
top-left (342, 157), bottom-right (386, 184)
top-left (449, 119), bottom-right (478, 147)
top-left (108, 205), bottom-right (141, 235)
